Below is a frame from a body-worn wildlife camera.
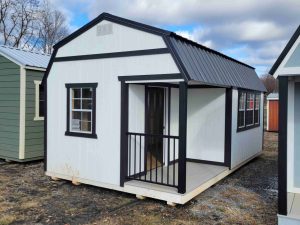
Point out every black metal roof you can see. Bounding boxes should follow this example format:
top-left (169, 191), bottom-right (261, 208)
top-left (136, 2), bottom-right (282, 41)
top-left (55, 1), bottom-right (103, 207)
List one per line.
top-left (46, 13), bottom-right (266, 92)
top-left (169, 34), bottom-right (265, 91)
top-left (269, 25), bottom-right (300, 75)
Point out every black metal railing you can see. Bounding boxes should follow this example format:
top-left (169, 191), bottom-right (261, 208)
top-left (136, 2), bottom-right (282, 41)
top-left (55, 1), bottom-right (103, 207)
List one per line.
top-left (126, 132), bottom-right (179, 188)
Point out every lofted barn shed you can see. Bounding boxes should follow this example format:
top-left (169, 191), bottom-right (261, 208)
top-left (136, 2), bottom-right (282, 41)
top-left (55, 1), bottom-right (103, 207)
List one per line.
top-left (44, 13), bottom-right (266, 205)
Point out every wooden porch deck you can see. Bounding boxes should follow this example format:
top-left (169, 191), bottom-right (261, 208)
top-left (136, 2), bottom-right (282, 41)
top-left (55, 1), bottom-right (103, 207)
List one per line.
top-left (288, 192), bottom-right (300, 219)
top-left (124, 162), bottom-right (228, 204)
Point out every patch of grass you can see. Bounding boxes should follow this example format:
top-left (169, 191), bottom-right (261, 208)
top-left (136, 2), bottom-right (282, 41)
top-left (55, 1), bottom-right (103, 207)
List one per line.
top-left (0, 215), bottom-right (17, 225)
top-left (20, 200), bottom-right (39, 209)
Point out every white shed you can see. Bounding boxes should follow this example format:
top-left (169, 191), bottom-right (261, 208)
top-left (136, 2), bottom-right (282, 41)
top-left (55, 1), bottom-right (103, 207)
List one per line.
top-left (43, 13), bottom-right (266, 205)
top-left (270, 25), bottom-right (300, 224)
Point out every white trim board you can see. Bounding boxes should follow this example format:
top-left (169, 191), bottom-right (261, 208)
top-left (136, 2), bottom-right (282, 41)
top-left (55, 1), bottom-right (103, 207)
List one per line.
top-left (19, 67), bottom-right (26, 160)
top-left (34, 80), bottom-right (44, 121)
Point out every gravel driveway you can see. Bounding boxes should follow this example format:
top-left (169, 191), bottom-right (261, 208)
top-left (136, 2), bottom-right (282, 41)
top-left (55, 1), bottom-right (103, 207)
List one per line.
top-left (0, 132), bottom-right (278, 225)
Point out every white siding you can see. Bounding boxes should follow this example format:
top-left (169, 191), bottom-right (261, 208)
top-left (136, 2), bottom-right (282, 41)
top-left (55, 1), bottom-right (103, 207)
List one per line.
top-left (128, 84), bottom-right (145, 133)
top-left (170, 88), bottom-right (179, 136)
top-left (47, 54), bottom-right (179, 186)
top-left (57, 20), bottom-right (166, 57)
top-left (186, 88), bottom-right (226, 162)
top-left (168, 88), bottom-right (179, 161)
top-left (128, 85), bottom-right (145, 175)
top-left (231, 90), bottom-right (263, 168)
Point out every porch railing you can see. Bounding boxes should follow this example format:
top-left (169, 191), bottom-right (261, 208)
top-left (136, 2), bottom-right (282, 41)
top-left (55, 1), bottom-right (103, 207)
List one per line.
top-left (126, 132), bottom-right (179, 188)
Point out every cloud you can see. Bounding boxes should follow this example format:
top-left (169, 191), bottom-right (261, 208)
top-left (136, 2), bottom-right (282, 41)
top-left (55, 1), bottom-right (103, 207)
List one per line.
top-left (58, 0), bottom-right (300, 75)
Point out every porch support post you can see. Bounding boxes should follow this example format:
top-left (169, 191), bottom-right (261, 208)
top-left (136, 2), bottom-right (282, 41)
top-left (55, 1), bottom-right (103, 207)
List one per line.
top-left (224, 88), bottom-right (232, 168)
top-left (120, 81), bottom-right (129, 187)
top-left (278, 76), bottom-right (288, 216)
top-left (178, 82), bottom-right (187, 194)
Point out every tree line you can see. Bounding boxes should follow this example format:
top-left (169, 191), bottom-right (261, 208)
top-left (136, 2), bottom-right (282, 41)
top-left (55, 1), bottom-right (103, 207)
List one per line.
top-left (0, 0), bottom-right (69, 54)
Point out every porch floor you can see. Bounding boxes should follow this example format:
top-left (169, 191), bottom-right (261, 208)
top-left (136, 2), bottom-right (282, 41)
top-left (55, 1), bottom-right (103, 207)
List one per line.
top-left (125, 162), bottom-right (228, 203)
top-left (288, 192), bottom-right (300, 219)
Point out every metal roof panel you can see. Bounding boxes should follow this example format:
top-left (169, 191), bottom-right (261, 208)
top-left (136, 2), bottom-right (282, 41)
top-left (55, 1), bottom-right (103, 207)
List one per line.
top-left (0, 45), bottom-right (50, 69)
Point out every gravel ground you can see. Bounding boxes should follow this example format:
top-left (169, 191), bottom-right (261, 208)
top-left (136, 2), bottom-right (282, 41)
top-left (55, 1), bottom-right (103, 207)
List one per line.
top-left (0, 132), bottom-right (278, 225)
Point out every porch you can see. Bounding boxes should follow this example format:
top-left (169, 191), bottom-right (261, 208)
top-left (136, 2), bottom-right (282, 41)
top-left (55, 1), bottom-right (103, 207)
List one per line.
top-left (125, 161), bottom-right (228, 203)
top-left (119, 75), bottom-right (232, 197)
top-left (278, 193), bottom-right (300, 224)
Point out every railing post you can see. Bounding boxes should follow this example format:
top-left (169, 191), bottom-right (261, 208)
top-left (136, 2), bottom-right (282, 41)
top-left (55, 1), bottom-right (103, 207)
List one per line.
top-left (178, 82), bottom-right (187, 194)
top-left (120, 81), bottom-right (129, 187)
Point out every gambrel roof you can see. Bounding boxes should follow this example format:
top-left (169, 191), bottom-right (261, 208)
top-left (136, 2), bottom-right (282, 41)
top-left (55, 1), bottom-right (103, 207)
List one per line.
top-left (45, 13), bottom-right (266, 92)
top-left (0, 45), bottom-right (50, 70)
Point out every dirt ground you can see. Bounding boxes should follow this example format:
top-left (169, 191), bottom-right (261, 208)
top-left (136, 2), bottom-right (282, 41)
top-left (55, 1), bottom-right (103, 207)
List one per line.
top-left (0, 132), bottom-right (278, 225)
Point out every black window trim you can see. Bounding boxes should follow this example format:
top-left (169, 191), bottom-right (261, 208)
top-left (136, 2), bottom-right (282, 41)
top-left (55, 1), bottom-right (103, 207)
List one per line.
top-left (237, 89), bottom-right (261, 132)
top-left (65, 83), bottom-right (98, 139)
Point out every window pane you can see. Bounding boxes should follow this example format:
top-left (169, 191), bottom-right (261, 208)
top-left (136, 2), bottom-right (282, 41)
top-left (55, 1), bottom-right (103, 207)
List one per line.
top-left (72, 89), bottom-right (81, 98)
top-left (82, 111), bottom-right (91, 121)
top-left (254, 110), bottom-right (259, 124)
top-left (247, 94), bottom-right (254, 110)
top-left (72, 111), bottom-right (81, 120)
top-left (246, 110), bottom-right (254, 125)
top-left (82, 99), bottom-right (92, 109)
top-left (39, 100), bottom-right (44, 117)
top-left (239, 92), bottom-right (246, 110)
top-left (238, 111), bottom-right (245, 128)
top-left (71, 119), bottom-right (81, 131)
top-left (39, 85), bottom-right (44, 101)
top-left (81, 121), bottom-right (91, 132)
top-left (82, 88), bottom-right (92, 98)
top-left (255, 94), bottom-right (260, 110)
top-left (72, 99), bottom-right (81, 109)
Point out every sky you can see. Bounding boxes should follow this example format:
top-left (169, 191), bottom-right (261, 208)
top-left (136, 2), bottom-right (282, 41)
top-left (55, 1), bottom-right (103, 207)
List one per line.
top-left (50, 0), bottom-right (300, 76)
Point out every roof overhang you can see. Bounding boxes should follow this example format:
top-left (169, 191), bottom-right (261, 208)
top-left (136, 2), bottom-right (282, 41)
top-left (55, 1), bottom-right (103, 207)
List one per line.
top-left (0, 51), bottom-right (47, 71)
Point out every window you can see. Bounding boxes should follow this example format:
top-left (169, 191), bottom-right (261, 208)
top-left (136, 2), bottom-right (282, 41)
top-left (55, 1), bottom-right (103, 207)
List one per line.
top-left (237, 90), bottom-right (260, 132)
top-left (65, 83), bottom-right (97, 138)
top-left (34, 80), bottom-right (44, 120)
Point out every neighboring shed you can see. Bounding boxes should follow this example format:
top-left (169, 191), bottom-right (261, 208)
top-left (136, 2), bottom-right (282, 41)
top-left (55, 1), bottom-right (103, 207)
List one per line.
top-left (44, 13), bottom-right (266, 205)
top-left (266, 93), bottom-right (279, 132)
top-left (0, 45), bottom-right (50, 162)
top-left (269, 24), bottom-right (300, 224)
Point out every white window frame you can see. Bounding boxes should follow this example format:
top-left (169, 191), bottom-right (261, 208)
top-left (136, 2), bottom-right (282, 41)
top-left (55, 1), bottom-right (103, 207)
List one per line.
top-left (69, 87), bottom-right (93, 134)
top-left (34, 80), bottom-right (44, 121)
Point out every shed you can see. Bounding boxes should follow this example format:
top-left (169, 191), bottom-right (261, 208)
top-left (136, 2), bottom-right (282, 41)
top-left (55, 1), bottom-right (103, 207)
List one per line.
top-left (266, 93), bottom-right (279, 132)
top-left (269, 24), bottom-right (300, 224)
top-left (0, 45), bottom-right (50, 162)
top-left (44, 13), bottom-right (266, 205)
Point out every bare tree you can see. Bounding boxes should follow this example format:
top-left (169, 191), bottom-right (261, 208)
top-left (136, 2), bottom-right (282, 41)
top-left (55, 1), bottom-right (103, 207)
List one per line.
top-left (36, 0), bottom-right (69, 54)
top-left (0, 0), bottom-right (69, 53)
top-left (0, 0), bottom-right (40, 49)
top-left (260, 74), bottom-right (278, 94)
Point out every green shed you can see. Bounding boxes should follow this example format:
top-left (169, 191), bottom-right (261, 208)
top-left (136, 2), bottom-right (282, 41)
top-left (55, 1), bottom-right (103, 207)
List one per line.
top-left (0, 45), bottom-right (50, 162)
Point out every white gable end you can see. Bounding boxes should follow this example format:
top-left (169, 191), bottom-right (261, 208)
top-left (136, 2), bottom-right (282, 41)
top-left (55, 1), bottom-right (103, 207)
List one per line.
top-left (57, 20), bottom-right (167, 57)
top-left (274, 35), bottom-right (300, 78)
